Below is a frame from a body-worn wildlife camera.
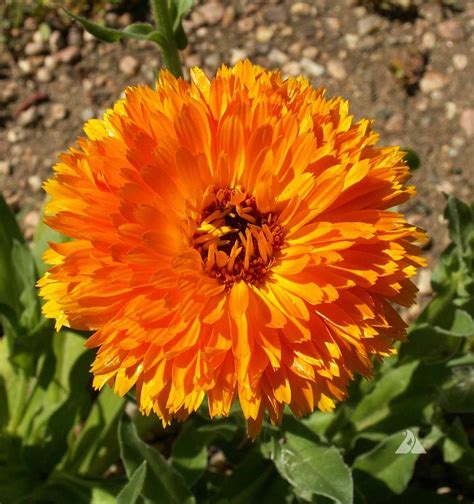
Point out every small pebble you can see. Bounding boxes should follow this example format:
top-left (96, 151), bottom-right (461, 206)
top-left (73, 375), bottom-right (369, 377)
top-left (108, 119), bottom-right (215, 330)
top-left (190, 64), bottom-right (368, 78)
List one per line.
top-left (290, 2), bottom-right (313, 16)
top-left (384, 112), bottom-right (404, 133)
top-left (300, 57), bottom-right (325, 78)
top-left (445, 102), bottom-right (457, 120)
top-left (415, 96), bottom-right (429, 112)
top-left (56, 46), bottom-right (82, 64)
top-left (28, 175), bottom-right (43, 192)
top-left (452, 136), bottom-right (465, 149)
top-left (17, 107), bottom-right (39, 128)
top-left (18, 59), bottom-right (34, 76)
top-left (67, 29), bottom-right (83, 47)
top-left (302, 46), bottom-right (319, 60)
top-left (421, 32), bottom-right (436, 49)
top-left (436, 180), bottom-right (455, 195)
top-left (282, 61), bottom-right (302, 77)
top-left (437, 20), bottom-right (464, 41)
top-left (43, 55), bottom-right (57, 70)
top-left (288, 42), bottom-right (303, 58)
top-left (452, 54), bottom-right (468, 71)
top-left (268, 48), bottom-right (289, 66)
top-left (204, 53), bottom-right (220, 70)
top-left (325, 17), bottom-right (341, 33)
top-left (185, 53), bottom-right (202, 68)
top-left (222, 6), bottom-right (235, 28)
top-left (81, 107), bottom-right (95, 122)
top-left (327, 60), bottom-right (347, 80)
top-left (237, 17), bottom-right (254, 33)
top-left (50, 103), bottom-right (68, 122)
top-left (119, 55), bottom-right (140, 76)
top-left (23, 210), bottom-right (40, 239)
top-left (345, 33), bottom-right (359, 50)
top-left (83, 31), bottom-right (96, 43)
top-left (197, 3), bottom-right (225, 25)
top-left (7, 128), bottom-right (26, 143)
top-left (48, 30), bottom-right (64, 53)
top-left (36, 67), bottom-right (52, 83)
top-left (0, 82), bottom-right (18, 103)
top-left (0, 161), bottom-right (12, 176)
top-left (459, 109), bottom-right (474, 137)
top-left (32, 30), bottom-right (44, 44)
top-left (229, 48), bottom-right (247, 66)
top-left (265, 6), bottom-right (286, 23)
top-left (419, 71), bottom-right (449, 93)
top-left (255, 26), bottom-right (274, 44)
top-left (24, 41), bottom-right (45, 56)
top-left (118, 13), bottom-right (132, 28)
top-left (357, 15), bottom-right (384, 36)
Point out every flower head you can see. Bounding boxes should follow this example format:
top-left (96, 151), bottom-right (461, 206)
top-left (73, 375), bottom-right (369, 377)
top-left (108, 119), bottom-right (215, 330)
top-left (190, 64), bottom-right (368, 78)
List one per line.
top-left (39, 61), bottom-right (425, 436)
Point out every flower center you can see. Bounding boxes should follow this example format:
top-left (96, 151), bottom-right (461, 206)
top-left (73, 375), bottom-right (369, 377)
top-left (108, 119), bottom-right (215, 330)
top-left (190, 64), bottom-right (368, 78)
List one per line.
top-left (193, 186), bottom-right (284, 289)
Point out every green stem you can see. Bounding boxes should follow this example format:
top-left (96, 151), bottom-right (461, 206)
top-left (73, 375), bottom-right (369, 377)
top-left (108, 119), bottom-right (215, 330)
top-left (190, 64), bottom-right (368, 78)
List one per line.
top-left (150, 0), bottom-right (183, 78)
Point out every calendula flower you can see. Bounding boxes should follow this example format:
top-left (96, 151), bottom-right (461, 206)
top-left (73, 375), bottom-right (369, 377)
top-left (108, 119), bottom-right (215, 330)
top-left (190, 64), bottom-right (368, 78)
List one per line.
top-left (39, 61), bottom-right (425, 436)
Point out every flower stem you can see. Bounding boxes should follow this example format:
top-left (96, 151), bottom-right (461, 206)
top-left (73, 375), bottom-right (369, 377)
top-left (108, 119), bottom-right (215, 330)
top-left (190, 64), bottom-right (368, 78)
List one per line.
top-left (150, 0), bottom-right (183, 78)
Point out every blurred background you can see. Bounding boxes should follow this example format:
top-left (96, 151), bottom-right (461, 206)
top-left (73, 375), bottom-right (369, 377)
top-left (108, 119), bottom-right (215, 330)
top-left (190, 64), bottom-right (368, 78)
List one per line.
top-left (0, 0), bottom-right (473, 320)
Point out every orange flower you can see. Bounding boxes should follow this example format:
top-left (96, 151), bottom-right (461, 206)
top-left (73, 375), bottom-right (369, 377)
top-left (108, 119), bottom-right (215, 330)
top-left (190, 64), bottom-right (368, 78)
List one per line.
top-left (39, 61), bottom-right (425, 436)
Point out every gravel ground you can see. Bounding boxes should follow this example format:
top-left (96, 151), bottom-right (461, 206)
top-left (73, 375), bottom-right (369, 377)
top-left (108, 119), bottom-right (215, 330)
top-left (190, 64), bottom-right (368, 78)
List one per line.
top-left (0, 0), bottom-right (473, 318)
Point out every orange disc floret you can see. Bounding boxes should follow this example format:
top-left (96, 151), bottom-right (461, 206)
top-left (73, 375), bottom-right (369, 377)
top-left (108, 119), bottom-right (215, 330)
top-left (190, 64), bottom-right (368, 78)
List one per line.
top-left (38, 61), bottom-right (426, 437)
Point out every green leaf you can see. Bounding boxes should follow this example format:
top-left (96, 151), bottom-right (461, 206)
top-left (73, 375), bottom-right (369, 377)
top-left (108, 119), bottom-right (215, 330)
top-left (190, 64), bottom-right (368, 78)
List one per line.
top-left (168, 0), bottom-right (193, 49)
top-left (353, 429), bottom-right (423, 497)
top-left (32, 199), bottom-right (70, 276)
top-left (118, 416), bottom-right (195, 504)
top-left (402, 148), bottom-right (421, 171)
top-left (400, 324), bottom-right (462, 363)
top-left (117, 460), bottom-right (147, 504)
top-left (52, 329), bottom-right (90, 395)
top-left (0, 465), bottom-right (37, 503)
top-left (171, 421), bottom-right (208, 486)
top-left (123, 22), bottom-right (156, 36)
top-left (0, 375), bottom-right (8, 429)
top-left (213, 450), bottom-right (276, 504)
top-left (12, 329), bottom-right (89, 437)
top-left (434, 308), bottom-right (474, 337)
top-left (65, 9), bottom-right (157, 43)
top-left (0, 194), bottom-right (25, 315)
top-left (438, 364), bottom-right (474, 414)
top-left (147, 30), bottom-right (168, 48)
top-left (12, 240), bottom-right (41, 330)
top-left (0, 195), bottom-right (50, 374)
top-left (0, 337), bottom-right (23, 431)
top-left (171, 417), bottom-right (238, 487)
top-left (263, 420), bottom-right (353, 504)
top-left (351, 360), bottom-right (451, 434)
top-left (29, 472), bottom-right (121, 504)
top-left (444, 196), bottom-right (473, 256)
top-left (2, 330), bottom-right (91, 475)
top-left (174, 22), bottom-right (188, 50)
top-left (64, 386), bottom-right (124, 476)
top-left (170, 0), bottom-right (194, 30)
top-left (443, 418), bottom-right (474, 466)
top-left (302, 411), bottom-right (333, 436)
top-left (351, 361), bottom-right (418, 432)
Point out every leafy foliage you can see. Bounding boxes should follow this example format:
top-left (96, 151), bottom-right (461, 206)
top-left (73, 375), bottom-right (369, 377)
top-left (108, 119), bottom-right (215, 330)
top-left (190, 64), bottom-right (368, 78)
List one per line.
top-left (64, 0), bottom-right (194, 52)
top-left (0, 192), bottom-right (472, 503)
